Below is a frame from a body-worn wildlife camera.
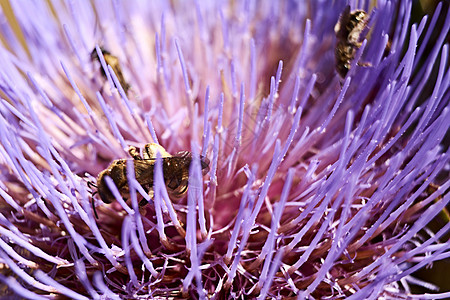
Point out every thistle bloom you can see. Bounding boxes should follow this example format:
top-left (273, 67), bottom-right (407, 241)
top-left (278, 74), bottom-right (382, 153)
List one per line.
top-left (0, 0), bottom-right (448, 299)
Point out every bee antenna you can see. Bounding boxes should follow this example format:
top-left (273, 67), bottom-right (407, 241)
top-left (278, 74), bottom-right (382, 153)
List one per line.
top-left (92, 198), bottom-right (99, 219)
top-left (87, 181), bottom-right (98, 189)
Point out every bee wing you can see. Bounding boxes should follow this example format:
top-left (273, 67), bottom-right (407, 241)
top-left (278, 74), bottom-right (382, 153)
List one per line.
top-left (131, 157), bottom-right (174, 186)
top-left (132, 160), bottom-right (156, 186)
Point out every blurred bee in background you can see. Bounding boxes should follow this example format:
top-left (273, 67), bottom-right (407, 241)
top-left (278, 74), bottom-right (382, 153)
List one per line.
top-left (91, 143), bottom-right (210, 218)
top-left (426, 183), bottom-right (449, 222)
top-left (90, 47), bottom-right (130, 94)
top-left (334, 6), bottom-right (370, 78)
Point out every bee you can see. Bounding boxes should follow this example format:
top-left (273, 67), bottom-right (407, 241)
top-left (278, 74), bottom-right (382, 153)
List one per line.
top-left (426, 183), bottom-right (449, 222)
top-left (92, 143), bottom-right (210, 218)
top-left (90, 47), bottom-right (130, 94)
top-left (334, 6), bottom-right (370, 77)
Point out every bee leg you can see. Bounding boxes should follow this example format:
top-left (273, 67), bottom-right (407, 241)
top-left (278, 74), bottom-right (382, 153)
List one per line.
top-left (139, 199), bottom-right (149, 206)
top-left (128, 146), bottom-right (142, 160)
top-left (138, 186), bottom-right (152, 206)
top-left (138, 205), bottom-right (148, 216)
top-left (357, 61), bottom-right (372, 67)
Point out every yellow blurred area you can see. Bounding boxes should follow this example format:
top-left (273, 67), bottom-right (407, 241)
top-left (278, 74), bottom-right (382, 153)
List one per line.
top-left (0, 0), bottom-right (27, 54)
top-left (0, 0), bottom-right (440, 58)
top-left (420, 0), bottom-right (440, 13)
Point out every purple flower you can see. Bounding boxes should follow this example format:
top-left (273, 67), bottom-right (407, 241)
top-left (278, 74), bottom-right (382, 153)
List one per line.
top-left (0, 0), bottom-right (448, 299)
